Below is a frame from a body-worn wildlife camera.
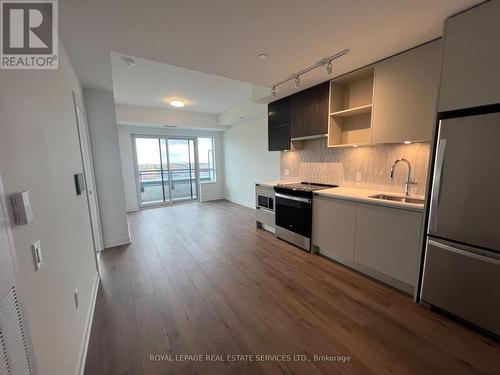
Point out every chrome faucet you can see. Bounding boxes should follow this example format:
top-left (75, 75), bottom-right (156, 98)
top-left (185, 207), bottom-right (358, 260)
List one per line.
top-left (390, 158), bottom-right (417, 196)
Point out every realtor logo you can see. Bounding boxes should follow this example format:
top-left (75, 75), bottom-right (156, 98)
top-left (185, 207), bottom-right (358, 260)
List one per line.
top-left (1, 0), bottom-right (58, 69)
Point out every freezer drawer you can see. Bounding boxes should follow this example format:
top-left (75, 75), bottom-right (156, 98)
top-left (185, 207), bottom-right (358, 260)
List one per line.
top-left (421, 238), bottom-right (500, 336)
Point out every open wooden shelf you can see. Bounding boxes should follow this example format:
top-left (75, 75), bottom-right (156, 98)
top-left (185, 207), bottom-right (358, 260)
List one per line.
top-left (327, 67), bottom-right (374, 147)
top-left (330, 104), bottom-right (372, 118)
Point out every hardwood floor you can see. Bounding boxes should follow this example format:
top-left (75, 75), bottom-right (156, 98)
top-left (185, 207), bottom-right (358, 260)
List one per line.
top-left (84, 200), bottom-right (499, 375)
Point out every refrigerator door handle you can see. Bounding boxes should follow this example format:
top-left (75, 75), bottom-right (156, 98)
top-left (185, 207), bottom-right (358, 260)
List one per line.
top-left (429, 138), bottom-right (447, 232)
top-left (428, 239), bottom-right (500, 265)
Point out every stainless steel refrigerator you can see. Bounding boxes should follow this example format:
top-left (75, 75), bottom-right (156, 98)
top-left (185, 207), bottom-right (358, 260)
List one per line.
top-left (420, 110), bottom-right (500, 336)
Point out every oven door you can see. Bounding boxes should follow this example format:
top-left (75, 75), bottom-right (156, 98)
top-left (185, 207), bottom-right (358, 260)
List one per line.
top-left (275, 193), bottom-right (312, 238)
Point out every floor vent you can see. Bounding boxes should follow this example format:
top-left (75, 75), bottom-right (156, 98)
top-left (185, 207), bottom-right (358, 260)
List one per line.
top-left (0, 287), bottom-right (32, 375)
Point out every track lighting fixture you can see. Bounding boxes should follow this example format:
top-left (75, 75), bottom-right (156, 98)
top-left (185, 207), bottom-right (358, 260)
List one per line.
top-left (325, 60), bottom-right (333, 75)
top-left (270, 49), bottom-right (349, 96)
top-left (294, 75), bottom-right (300, 88)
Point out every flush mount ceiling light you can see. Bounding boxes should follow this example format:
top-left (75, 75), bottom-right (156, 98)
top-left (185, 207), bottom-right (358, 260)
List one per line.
top-left (121, 56), bottom-right (136, 67)
top-left (170, 99), bottom-right (185, 108)
top-left (270, 49), bottom-right (349, 96)
top-left (258, 53), bottom-right (268, 60)
top-left (294, 75), bottom-right (300, 88)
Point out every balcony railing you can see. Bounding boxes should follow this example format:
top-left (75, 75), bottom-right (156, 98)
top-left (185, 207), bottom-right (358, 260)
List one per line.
top-left (138, 168), bottom-right (214, 191)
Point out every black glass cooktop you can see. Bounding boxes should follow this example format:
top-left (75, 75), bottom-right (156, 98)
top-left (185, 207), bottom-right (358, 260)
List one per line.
top-left (275, 182), bottom-right (337, 192)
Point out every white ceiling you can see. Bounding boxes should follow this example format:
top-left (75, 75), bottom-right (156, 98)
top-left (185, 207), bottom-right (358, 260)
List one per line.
top-left (111, 53), bottom-right (253, 114)
top-left (60, 0), bottom-right (482, 100)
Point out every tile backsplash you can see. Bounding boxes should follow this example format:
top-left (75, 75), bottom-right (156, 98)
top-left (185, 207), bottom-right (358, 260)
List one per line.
top-left (281, 138), bottom-right (431, 196)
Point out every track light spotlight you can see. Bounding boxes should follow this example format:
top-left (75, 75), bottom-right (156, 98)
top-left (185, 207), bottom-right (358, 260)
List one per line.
top-left (294, 75), bottom-right (300, 88)
top-left (269, 49), bottom-right (349, 97)
top-left (325, 60), bottom-right (333, 75)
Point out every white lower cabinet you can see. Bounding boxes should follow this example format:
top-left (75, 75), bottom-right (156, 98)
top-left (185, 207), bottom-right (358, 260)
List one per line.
top-left (354, 203), bottom-right (423, 289)
top-left (313, 196), bottom-right (423, 294)
top-left (313, 196), bottom-right (356, 262)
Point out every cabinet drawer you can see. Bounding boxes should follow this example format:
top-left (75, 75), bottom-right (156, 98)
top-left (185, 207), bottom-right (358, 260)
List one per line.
top-left (256, 207), bottom-right (275, 227)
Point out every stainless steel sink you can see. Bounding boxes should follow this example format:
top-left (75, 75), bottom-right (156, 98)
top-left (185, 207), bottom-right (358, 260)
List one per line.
top-left (369, 194), bottom-right (425, 205)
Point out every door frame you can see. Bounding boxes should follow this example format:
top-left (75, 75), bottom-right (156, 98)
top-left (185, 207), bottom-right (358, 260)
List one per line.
top-left (73, 93), bottom-right (104, 255)
top-left (131, 134), bottom-right (200, 209)
top-left (0, 174), bottom-right (40, 374)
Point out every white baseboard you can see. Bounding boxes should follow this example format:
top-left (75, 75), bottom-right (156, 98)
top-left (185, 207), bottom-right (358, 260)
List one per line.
top-left (224, 197), bottom-right (255, 209)
top-left (103, 237), bottom-right (131, 249)
top-left (76, 272), bottom-right (100, 375)
top-left (199, 196), bottom-right (225, 202)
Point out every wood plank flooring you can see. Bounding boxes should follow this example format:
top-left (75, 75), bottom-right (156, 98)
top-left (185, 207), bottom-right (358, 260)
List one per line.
top-left (84, 200), bottom-right (500, 375)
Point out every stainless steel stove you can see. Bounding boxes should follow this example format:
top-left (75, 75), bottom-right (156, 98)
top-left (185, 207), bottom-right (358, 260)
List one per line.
top-left (273, 182), bottom-right (337, 251)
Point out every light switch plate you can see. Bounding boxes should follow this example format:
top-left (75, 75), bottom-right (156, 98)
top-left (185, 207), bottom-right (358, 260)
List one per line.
top-left (284, 169), bottom-right (290, 176)
top-left (32, 240), bottom-right (42, 270)
top-left (356, 172), bottom-right (362, 182)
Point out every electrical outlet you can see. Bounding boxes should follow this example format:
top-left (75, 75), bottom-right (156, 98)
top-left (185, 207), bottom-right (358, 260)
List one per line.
top-left (32, 240), bottom-right (42, 270)
top-left (73, 288), bottom-right (79, 309)
top-left (356, 172), bottom-right (362, 182)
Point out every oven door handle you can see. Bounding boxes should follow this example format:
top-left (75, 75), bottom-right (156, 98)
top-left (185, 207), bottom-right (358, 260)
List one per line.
top-left (275, 193), bottom-right (311, 204)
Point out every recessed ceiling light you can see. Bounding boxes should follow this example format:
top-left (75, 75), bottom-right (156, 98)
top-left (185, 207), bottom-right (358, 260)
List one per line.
top-left (121, 56), bottom-right (135, 67)
top-left (404, 141), bottom-right (412, 144)
top-left (170, 99), bottom-right (185, 108)
top-left (258, 53), bottom-right (268, 60)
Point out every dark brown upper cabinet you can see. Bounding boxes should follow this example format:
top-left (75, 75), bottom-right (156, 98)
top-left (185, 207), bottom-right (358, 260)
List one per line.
top-left (268, 97), bottom-right (291, 151)
top-left (290, 81), bottom-right (329, 139)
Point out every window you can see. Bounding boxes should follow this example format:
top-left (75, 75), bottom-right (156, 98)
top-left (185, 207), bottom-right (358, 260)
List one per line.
top-left (197, 137), bottom-right (215, 183)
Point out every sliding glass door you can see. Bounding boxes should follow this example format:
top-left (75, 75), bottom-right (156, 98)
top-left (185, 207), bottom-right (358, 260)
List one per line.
top-left (134, 136), bottom-right (198, 207)
top-left (167, 139), bottom-right (197, 201)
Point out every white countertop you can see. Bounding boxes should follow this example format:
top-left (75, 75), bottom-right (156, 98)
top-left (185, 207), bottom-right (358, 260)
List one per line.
top-left (315, 187), bottom-right (425, 211)
top-left (256, 181), bottom-right (425, 211)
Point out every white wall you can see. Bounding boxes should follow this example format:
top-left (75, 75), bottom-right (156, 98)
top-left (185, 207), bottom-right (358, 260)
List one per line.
top-left (83, 89), bottom-right (130, 248)
top-left (217, 99), bottom-right (267, 126)
top-left (223, 117), bottom-right (280, 208)
top-left (117, 125), bottom-right (224, 212)
top-left (116, 103), bottom-right (228, 131)
top-left (0, 46), bottom-right (98, 375)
